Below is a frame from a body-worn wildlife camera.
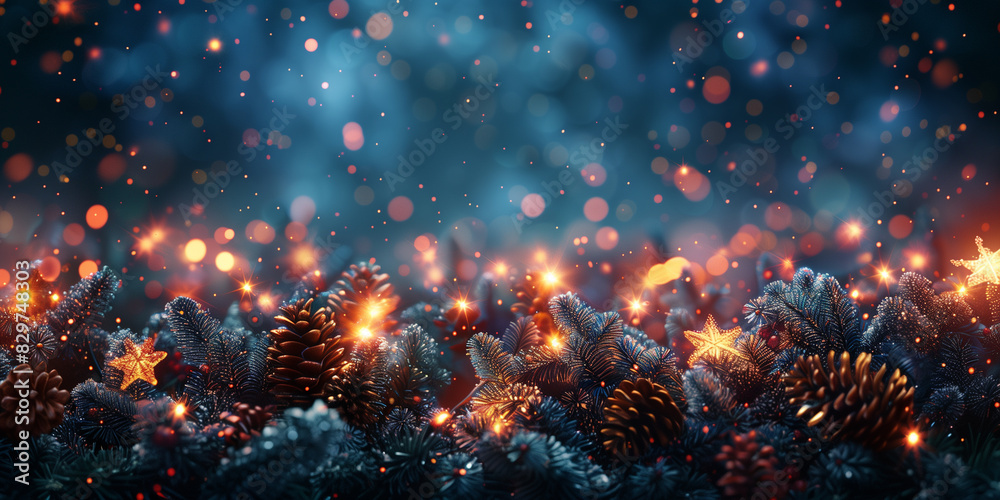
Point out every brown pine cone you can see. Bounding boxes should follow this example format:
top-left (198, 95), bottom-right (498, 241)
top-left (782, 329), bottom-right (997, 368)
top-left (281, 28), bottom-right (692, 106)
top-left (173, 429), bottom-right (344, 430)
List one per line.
top-left (784, 351), bottom-right (914, 451)
top-left (327, 263), bottom-right (399, 336)
top-left (600, 378), bottom-right (684, 457)
top-left (218, 402), bottom-right (274, 446)
top-left (267, 298), bottom-right (346, 407)
top-left (0, 362), bottom-right (70, 437)
top-left (715, 430), bottom-right (785, 499)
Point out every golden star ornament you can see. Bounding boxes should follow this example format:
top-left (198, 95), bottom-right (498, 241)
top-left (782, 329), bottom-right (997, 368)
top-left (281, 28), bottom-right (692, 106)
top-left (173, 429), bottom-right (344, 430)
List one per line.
top-left (684, 315), bottom-right (743, 364)
top-left (107, 337), bottom-right (167, 389)
top-left (951, 236), bottom-right (1000, 287)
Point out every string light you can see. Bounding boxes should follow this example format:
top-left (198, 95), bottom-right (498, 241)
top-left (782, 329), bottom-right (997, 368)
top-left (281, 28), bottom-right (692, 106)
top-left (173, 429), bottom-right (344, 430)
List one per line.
top-left (433, 411), bottom-right (450, 426)
top-left (544, 271), bottom-right (558, 285)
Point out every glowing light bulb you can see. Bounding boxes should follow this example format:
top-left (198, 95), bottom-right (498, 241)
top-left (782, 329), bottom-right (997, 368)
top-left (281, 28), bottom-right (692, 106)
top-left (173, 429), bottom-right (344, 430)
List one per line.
top-left (434, 412), bottom-right (450, 426)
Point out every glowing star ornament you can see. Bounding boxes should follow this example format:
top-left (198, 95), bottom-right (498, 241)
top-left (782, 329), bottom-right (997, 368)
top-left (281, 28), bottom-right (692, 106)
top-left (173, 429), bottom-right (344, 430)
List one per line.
top-left (684, 315), bottom-right (743, 365)
top-left (107, 337), bottom-right (167, 389)
top-left (951, 237), bottom-right (1000, 287)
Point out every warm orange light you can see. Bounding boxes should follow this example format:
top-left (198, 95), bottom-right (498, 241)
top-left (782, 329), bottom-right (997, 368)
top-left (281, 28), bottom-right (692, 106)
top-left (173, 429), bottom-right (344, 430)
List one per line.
top-left (906, 431), bottom-right (920, 446)
top-left (208, 38), bottom-right (222, 52)
top-left (174, 404), bottom-right (186, 418)
top-left (456, 299), bottom-right (468, 311)
top-left (359, 327), bottom-right (372, 339)
top-left (494, 262), bottom-right (507, 275)
top-left (544, 271), bottom-right (558, 285)
top-left (215, 251), bottom-right (235, 272)
top-left (184, 239), bottom-right (207, 263)
top-left (56, 1), bottom-right (73, 15)
top-left (434, 411), bottom-right (450, 426)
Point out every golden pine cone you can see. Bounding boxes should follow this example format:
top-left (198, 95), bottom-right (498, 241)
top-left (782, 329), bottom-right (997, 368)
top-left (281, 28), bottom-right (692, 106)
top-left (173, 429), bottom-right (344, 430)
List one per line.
top-left (784, 351), bottom-right (914, 451)
top-left (0, 362), bottom-right (70, 437)
top-left (716, 430), bottom-right (785, 499)
top-left (600, 378), bottom-right (684, 457)
top-left (267, 298), bottom-right (346, 407)
top-left (327, 263), bottom-right (399, 335)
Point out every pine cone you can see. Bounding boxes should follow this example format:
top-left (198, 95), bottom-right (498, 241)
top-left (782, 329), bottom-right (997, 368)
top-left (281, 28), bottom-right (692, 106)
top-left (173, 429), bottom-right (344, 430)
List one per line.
top-left (267, 298), bottom-right (346, 407)
top-left (218, 402), bottom-right (274, 446)
top-left (600, 378), bottom-right (684, 457)
top-left (327, 263), bottom-right (399, 336)
top-left (784, 351), bottom-right (914, 451)
top-left (715, 430), bottom-right (785, 499)
top-left (0, 362), bottom-right (70, 437)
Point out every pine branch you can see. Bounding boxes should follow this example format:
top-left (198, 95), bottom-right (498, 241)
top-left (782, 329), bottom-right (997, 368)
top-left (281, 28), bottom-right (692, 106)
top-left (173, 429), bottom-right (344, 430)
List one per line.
top-left (71, 380), bottom-right (138, 449)
top-left (384, 325), bottom-right (451, 416)
top-left (761, 268), bottom-right (862, 356)
top-left (47, 266), bottom-right (118, 334)
top-left (166, 297), bottom-right (221, 369)
top-left (202, 401), bottom-right (356, 500)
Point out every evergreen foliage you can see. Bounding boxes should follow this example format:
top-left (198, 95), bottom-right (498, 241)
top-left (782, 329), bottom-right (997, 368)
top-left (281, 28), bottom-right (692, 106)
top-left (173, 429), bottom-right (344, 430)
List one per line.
top-left (3, 265), bottom-right (1000, 498)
